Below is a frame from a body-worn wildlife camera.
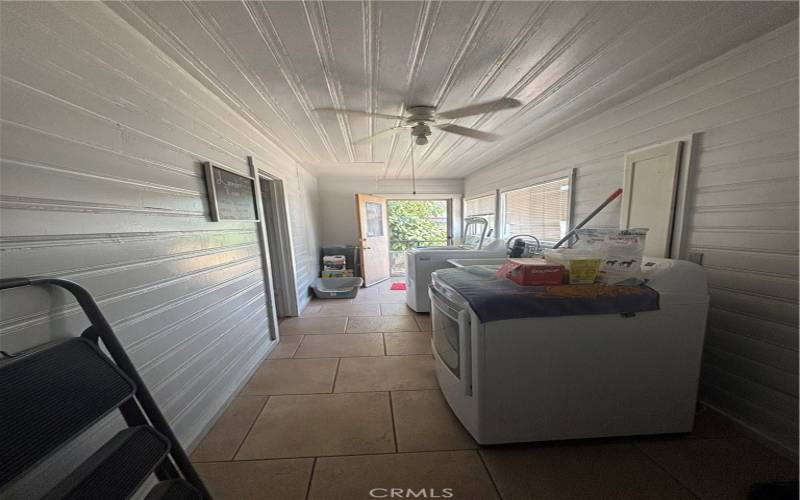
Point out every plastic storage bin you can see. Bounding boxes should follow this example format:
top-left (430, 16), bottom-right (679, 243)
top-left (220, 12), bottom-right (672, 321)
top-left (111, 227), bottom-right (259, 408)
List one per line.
top-left (311, 277), bottom-right (364, 299)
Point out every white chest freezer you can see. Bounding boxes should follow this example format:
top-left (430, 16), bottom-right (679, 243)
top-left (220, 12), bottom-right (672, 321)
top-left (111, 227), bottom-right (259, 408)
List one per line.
top-left (429, 258), bottom-right (710, 445)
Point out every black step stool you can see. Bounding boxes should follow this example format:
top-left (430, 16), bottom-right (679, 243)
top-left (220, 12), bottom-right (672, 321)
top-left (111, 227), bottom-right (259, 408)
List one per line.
top-left (0, 277), bottom-right (212, 499)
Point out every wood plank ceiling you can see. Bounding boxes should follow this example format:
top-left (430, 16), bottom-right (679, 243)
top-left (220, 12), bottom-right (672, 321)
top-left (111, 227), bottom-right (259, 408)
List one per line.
top-left (109, 1), bottom-right (797, 179)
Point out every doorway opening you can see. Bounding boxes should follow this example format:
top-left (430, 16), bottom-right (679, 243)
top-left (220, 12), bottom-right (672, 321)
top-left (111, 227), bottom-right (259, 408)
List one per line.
top-left (387, 199), bottom-right (451, 276)
top-left (258, 176), bottom-right (298, 319)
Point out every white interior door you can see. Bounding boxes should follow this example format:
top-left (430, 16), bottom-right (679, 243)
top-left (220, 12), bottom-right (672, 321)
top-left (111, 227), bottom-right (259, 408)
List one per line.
top-left (355, 193), bottom-right (390, 286)
top-left (620, 141), bottom-right (683, 258)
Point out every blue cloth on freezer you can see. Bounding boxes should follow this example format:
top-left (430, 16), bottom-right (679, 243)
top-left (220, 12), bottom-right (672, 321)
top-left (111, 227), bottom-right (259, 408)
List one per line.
top-left (435, 266), bottom-right (659, 323)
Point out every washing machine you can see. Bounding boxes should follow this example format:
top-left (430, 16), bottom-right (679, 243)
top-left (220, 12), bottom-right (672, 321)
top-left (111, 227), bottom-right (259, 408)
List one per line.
top-left (405, 237), bottom-right (506, 313)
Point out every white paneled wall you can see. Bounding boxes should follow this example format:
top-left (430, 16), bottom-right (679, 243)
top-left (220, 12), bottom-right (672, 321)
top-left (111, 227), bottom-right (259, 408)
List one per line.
top-left (466, 22), bottom-right (798, 455)
top-left (0, 3), bottom-right (320, 493)
top-left (291, 166), bottom-right (322, 309)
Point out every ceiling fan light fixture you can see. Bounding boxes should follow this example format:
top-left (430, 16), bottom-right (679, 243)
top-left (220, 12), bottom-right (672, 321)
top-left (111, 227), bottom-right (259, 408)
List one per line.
top-left (319, 97), bottom-right (521, 145)
top-left (411, 122), bottom-right (431, 146)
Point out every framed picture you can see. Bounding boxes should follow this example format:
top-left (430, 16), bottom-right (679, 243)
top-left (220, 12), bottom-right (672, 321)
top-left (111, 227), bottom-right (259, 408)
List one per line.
top-left (203, 162), bottom-right (259, 221)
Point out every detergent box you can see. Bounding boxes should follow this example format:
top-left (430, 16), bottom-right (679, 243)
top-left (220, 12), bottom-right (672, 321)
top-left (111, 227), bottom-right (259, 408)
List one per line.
top-left (496, 258), bottom-right (565, 286)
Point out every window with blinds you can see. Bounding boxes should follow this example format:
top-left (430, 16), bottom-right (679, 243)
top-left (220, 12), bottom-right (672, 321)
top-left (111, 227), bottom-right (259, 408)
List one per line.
top-left (464, 194), bottom-right (496, 236)
top-left (501, 177), bottom-right (570, 242)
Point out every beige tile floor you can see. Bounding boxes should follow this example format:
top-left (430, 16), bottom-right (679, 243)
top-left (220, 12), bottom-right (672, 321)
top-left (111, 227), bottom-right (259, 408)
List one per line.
top-left (191, 280), bottom-right (798, 500)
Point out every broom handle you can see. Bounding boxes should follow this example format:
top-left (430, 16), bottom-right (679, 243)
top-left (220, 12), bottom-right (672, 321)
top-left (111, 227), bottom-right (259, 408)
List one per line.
top-left (552, 188), bottom-right (623, 249)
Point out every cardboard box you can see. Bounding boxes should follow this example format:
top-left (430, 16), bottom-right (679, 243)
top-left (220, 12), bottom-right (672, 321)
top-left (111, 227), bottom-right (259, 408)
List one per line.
top-left (321, 269), bottom-right (354, 278)
top-left (496, 258), bottom-right (565, 286)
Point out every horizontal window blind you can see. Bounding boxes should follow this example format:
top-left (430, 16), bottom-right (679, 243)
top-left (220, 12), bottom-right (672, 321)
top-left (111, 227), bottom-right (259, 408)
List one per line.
top-left (464, 194), bottom-right (496, 235)
top-left (502, 177), bottom-right (570, 242)
top-left (465, 194), bottom-right (496, 217)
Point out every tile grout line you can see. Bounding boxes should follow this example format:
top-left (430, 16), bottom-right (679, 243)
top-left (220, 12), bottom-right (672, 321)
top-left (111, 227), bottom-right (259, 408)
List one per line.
top-left (476, 448), bottom-right (505, 500)
top-left (196, 446), bottom-right (506, 464)
top-left (632, 442), bottom-right (704, 500)
top-left (304, 457), bottom-right (317, 500)
top-left (273, 353), bottom-right (431, 360)
top-left (291, 331), bottom-right (422, 336)
top-left (389, 391), bottom-right (399, 453)
top-left (291, 334), bottom-right (307, 359)
top-left (241, 387), bottom-right (440, 398)
top-left (229, 395), bottom-right (271, 461)
top-left (331, 357), bottom-right (342, 393)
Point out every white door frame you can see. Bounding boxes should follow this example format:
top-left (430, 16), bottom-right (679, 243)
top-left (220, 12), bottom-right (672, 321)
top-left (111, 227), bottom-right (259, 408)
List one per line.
top-left (670, 133), bottom-right (700, 260)
top-left (248, 157), bottom-right (300, 328)
top-left (385, 197), bottom-right (455, 244)
top-left (384, 198), bottom-right (454, 277)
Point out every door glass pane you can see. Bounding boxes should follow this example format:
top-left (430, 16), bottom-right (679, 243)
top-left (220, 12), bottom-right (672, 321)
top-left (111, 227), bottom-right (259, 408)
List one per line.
top-left (366, 202), bottom-right (383, 237)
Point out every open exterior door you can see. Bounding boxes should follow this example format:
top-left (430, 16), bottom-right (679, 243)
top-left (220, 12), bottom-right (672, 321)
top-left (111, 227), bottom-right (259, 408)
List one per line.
top-left (355, 193), bottom-right (390, 286)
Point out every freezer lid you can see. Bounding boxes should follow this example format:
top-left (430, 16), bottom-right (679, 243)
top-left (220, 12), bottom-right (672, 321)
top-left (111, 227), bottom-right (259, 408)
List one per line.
top-left (643, 258), bottom-right (709, 305)
top-left (407, 238), bottom-right (505, 254)
top-left (434, 258), bottom-right (709, 310)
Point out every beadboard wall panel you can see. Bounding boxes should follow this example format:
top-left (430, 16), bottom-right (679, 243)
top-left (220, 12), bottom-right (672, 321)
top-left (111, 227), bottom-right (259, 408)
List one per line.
top-left (0, 3), bottom-right (320, 495)
top-left (464, 22), bottom-right (799, 455)
top-left (288, 165), bottom-right (321, 308)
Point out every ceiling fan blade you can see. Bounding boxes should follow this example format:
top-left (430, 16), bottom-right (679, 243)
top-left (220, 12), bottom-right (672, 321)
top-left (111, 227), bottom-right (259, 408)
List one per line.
top-left (434, 123), bottom-right (500, 142)
top-left (352, 126), bottom-right (405, 144)
top-left (435, 97), bottom-right (521, 120)
top-left (314, 107), bottom-right (406, 121)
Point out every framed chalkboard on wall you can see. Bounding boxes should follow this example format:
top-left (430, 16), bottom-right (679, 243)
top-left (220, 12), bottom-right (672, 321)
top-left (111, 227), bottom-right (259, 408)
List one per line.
top-left (203, 162), bottom-right (259, 221)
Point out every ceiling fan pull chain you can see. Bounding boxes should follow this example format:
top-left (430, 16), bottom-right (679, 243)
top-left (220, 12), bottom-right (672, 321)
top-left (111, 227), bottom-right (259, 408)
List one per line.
top-left (411, 143), bottom-right (417, 195)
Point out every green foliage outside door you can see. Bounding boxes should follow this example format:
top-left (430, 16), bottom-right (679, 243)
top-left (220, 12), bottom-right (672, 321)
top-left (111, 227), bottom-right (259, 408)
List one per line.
top-left (387, 200), bottom-right (449, 251)
top-left (386, 200), bottom-right (450, 275)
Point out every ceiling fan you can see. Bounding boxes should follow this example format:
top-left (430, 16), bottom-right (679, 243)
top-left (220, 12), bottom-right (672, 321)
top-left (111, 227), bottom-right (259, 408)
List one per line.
top-left (314, 97), bottom-right (521, 146)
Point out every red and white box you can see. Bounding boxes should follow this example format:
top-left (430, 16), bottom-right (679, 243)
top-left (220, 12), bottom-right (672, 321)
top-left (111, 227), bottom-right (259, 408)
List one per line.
top-left (496, 258), bottom-right (565, 286)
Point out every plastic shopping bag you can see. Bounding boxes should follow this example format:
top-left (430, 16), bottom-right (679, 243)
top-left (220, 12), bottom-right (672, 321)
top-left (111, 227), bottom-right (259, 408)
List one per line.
top-left (572, 228), bottom-right (649, 285)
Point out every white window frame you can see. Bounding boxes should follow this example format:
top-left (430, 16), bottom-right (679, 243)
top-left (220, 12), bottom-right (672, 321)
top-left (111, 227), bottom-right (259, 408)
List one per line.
top-left (498, 169), bottom-right (575, 245)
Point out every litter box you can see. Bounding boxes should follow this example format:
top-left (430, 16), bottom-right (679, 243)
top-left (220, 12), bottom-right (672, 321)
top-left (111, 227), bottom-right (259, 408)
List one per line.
top-left (311, 277), bottom-right (363, 299)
